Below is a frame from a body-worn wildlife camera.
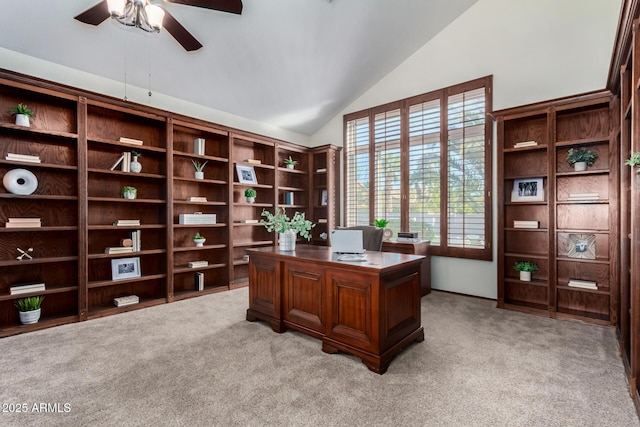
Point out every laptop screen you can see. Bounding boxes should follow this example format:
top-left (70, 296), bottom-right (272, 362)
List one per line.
top-left (330, 229), bottom-right (364, 254)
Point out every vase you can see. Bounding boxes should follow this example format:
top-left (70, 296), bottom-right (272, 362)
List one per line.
top-left (246, 197), bottom-right (255, 203)
top-left (519, 271), bottom-right (531, 282)
top-left (194, 238), bottom-right (206, 247)
top-left (130, 156), bottom-right (142, 173)
top-left (195, 171), bottom-right (204, 180)
top-left (279, 229), bottom-right (297, 251)
top-left (574, 161), bottom-right (587, 172)
top-left (15, 114), bottom-right (30, 127)
top-left (383, 228), bottom-right (393, 240)
top-left (3, 168), bottom-right (38, 195)
top-left (19, 308), bottom-right (41, 325)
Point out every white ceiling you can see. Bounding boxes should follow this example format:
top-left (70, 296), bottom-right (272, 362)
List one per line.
top-left (0, 0), bottom-right (479, 135)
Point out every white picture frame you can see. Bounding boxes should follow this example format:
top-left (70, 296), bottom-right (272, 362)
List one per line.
top-left (511, 178), bottom-right (544, 202)
top-left (321, 189), bottom-right (328, 206)
top-left (236, 164), bottom-right (258, 184)
top-left (111, 257), bottom-right (141, 281)
top-left (567, 234), bottom-right (596, 259)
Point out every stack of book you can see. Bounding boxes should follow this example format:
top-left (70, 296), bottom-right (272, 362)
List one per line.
top-left (187, 196), bottom-right (208, 202)
top-left (195, 272), bottom-right (204, 291)
top-left (315, 168), bottom-right (327, 173)
top-left (110, 152), bottom-right (131, 171)
top-left (513, 220), bottom-right (539, 229)
top-left (119, 137), bottom-right (143, 146)
top-left (5, 153), bottom-right (40, 163)
top-left (513, 141), bottom-right (538, 148)
top-left (240, 219), bottom-right (259, 224)
top-left (10, 282), bottom-right (45, 295)
top-left (188, 260), bottom-right (209, 268)
top-left (113, 295), bottom-right (139, 307)
top-left (285, 192), bottom-right (294, 205)
top-left (130, 230), bottom-right (141, 252)
top-left (104, 246), bottom-right (134, 254)
top-left (113, 219), bottom-right (141, 226)
top-left (245, 159), bottom-right (261, 164)
top-left (567, 279), bottom-right (597, 290)
top-left (6, 217), bottom-right (41, 228)
top-left (317, 218), bottom-right (328, 223)
top-left (193, 138), bottom-right (205, 155)
top-left (567, 192), bottom-right (599, 201)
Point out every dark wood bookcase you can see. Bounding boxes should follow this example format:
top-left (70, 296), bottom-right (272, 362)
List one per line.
top-left (310, 145), bottom-right (341, 245)
top-left (496, 91), bottom-right (618, 326)
top-left (0, 69), bottom-right (341, 337)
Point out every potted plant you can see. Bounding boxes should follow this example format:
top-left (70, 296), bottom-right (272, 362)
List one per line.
top-left (260, 207), bottom-right (314, 251)
top-left (192, 160), bottom-right (208, 180)
top-left (15, 295), bottom-right (44, 324)
top-left (121, 186), bottom-right (137, 199)
top-left (244, 188), bottom-right (257, 203)
top-left (193, 232), bottom-right (206, 247)
top-left (567, 147), bottom-right (598, 171)
top-left (374, 218), bottom-right (392, 240)
top-left (8, 103), bottom-right (35, 127)
top-left (284, 156), bottom-right (297, 170)
top-left (514, 261), bottom-right (538, 282)
top-left (625, 152), bottom-right (640, 172)
top-left (130, 151), bottom-right (142, 173)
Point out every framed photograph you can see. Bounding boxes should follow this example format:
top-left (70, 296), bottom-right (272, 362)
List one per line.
top-left (321, 189), bottom-right (328, 206)
top-left (567, 234), bottom-right (596, 259)
top-left (511, 178), bottom-right (544, 202)
top-left (111, 257), bottom-right (141, 281)
top-left (236, 164), bottom-right (258, 184)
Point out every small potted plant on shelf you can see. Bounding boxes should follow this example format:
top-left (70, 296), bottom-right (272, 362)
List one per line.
top-left (625, 152), bottom-right (640, 173)
top-left (121, 186), bottom-right (137, 199)
top-left (284, 156), bottom-right (297, 170)
top-left (193, 232), bottom-right (206, 247)
top-left (15, 295), bottom-right (44, 325)
top-left (260, 207), bottom-right (314, 251)
top-left (8, 103), bottom-right (35, 127)
top-left (244, 188), bottom-right (257, 203)
top-left (566, 147), bottom-right (598, 171)
top-left (192, 159), bottom-right (208, 180)
top-left (130, 151), bottom-right (142, 173)
top-left (514, 261), bottom-right (538, 282)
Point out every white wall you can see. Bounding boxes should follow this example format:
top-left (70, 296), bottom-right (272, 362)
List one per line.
top-left (311, 0), bottom-right (621, 299)
top-left (0, 47), bottom-right (312, 146)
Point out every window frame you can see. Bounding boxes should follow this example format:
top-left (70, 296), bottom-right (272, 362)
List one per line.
top-left (343, 75), bottom-right (492, 261)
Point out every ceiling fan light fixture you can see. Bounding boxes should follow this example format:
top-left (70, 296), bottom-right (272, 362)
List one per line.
top-left (106, 0), bottom-right (128, 18)
top-left (144, 4), bottom-right (165, 30)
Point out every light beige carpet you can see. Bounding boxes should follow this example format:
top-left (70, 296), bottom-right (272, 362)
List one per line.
top-left (0, 288), bottom-right (637, 426)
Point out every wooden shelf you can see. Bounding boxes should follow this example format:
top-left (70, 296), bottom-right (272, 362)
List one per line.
top-left (88, 273), bottom-right (167, 289)
top-left (0, 122), bottom-right (78, 140)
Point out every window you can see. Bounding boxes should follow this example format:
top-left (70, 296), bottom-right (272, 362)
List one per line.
top-left (344, 76), bottom-right (492, 260)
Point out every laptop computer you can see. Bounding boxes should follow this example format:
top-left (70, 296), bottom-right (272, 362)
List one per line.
top-left (330, 229), bottom-right (365, 254)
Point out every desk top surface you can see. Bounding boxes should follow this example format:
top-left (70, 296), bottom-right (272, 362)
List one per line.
top-left (247, 244), bottom-right (424, 271)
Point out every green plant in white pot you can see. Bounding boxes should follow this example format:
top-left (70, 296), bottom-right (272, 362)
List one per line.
top-left (8, 103), bottom-right (35, 127)
top-left (514, 261), bottom-right (538, 282)
top-left (193, 232), bottom-right (206, 247)
top-left (284, 156), bottom-right (297, 170)
top-left (260, 207), bottom-right (314, 251)
top-left (625, 152), bottom-right (640, 172)
top-left (16, 295), bottom-right (44, 324)
top-left (121, 186), bottom-right (137, 199)
top-left (567, 147), bottom-right (597, 171)
top-left (244, 188), bottom-right (257, 203)
top-left (192, 160), bottom-right (208, 180)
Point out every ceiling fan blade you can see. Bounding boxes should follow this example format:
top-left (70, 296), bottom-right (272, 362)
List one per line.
top-left (74, 0), bottom-right (110, 26)
top-left (166, 0), bottom-right (243, 15)
top-left (163, 11), bottom-right (203, 52)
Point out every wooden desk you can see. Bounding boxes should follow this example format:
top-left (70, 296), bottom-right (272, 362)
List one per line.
top-left (245, 245), bottom-right (424, 374)
top-left (382, 240), bottom-right (431, 296)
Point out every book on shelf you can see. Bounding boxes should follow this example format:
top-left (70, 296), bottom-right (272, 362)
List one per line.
top-left (10, 282), bottom-right (46, 295)
top-left (317, 218), bottom-right (328, 223)
top-left (5, 153), bottom-right (41, 163)
top-left (245, 159), bottom-right (261, 164)
top-left (121, 151), bottom-right (131, 172)
top-left (188, 261), bottom-right (209, 268)
top-left (513, 141), bottom-right (538, 148)
top-left (195, 272), bottom-right (204, 291)
top-left (240, 219), bottom-right (259, 224)
top-left (567, 193), bottom-right (599, 201)
top-left (130, 230), bottom-right (141, 252)
top-left (187, 196), bottom-right (208, 202)
top-left (315, 168), bottom-right (327, 173)
top-left (105, 246), bottom-right (134, 254)
top-left (285, 192), bottom-right (294, 205)
top-left (6, 217), bottom-right (42, 228)
top-left (119, 137), bottom-right (143, 146)
top-left (109, 152), bottom-right (126, 171)
top-left (113, 219), bottom-right (141, 226)
top-left (567, 279), bottom-right (597, 290)
top-left (113, 295), bottom-right (140, 307)
top-left (193, 138), bottom-right (205, 156)
top-left (513, 220), bottom-right (539, 229)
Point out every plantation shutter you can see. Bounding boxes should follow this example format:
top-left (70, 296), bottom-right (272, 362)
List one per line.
top-left (345, 116), bottom-right (370, 226)
top-left (373, 108), bottom-right (402, 230)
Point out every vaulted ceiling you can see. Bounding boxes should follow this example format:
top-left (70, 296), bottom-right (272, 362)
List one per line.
top-left (0, 0), bottom-right (479, 135)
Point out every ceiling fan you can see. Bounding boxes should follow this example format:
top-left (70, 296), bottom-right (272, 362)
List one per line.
top-left (74, 0), bottom-right (243, 52)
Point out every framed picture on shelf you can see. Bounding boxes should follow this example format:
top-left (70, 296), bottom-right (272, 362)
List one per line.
top-left (236, 164), bottom-right (258, 184)
top-left (111, 257), bottom-right (141, 281)
top-left (567, 234), bottom-right (596, 259)
top-left (511, 178), bottom-right (544, 202)
top-left (321, 189), bottom-right (328, 206)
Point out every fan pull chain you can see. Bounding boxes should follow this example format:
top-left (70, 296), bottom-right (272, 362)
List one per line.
top-left (123, 35), bottom-right (128, 102)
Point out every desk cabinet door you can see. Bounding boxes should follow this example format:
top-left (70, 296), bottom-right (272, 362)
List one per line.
top-left (282, 260), bottom-right (325, 334)
top-left (248, 256), bottom-right (281, 320)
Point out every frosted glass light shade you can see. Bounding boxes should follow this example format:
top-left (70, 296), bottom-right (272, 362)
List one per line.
top-left (145, 5), bottom-right (165, 30)
top-left (107, 0), bottom-right (127, 17)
